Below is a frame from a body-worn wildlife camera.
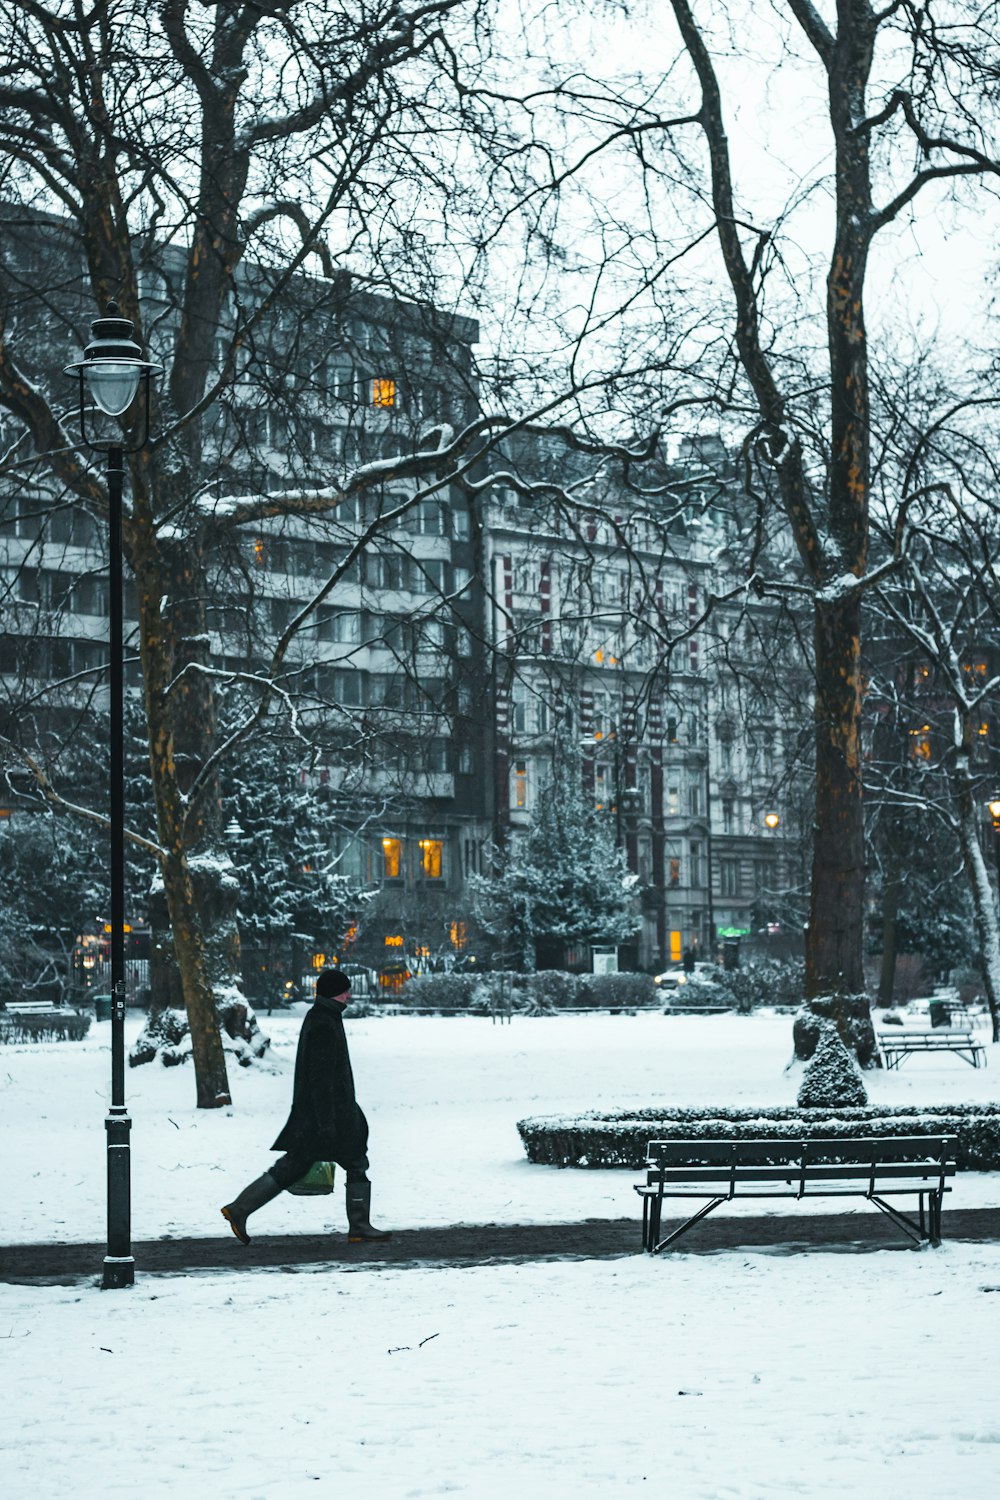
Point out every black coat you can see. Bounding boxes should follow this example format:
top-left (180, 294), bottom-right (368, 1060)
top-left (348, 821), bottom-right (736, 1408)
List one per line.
top-left (271, 997), bottom-right (368, 1165)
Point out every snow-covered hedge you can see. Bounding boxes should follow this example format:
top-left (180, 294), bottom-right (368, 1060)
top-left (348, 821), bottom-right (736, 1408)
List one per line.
top-left (397, 970), bottom-right (656, 1012)
top-left (0, 1009), bottom-right (92, 1044)
top-left (517, 1104), bottom-right (1000, 1171)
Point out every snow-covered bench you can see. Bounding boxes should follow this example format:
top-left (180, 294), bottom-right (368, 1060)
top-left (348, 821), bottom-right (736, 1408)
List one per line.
top-left (879, 1029), bottom-right (986, 1070)
top-left (636, 1135), bottom-right (956, 1253)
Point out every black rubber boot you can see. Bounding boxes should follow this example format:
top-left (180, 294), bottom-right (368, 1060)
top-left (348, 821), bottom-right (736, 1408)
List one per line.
top-left (346, 1179), bottom-right (392, 1242)
top-left (221, 1171), bottom-right (283, 1245)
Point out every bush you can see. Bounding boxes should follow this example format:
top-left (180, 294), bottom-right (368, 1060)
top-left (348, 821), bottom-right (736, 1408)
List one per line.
top-left (516, 1104), bottom-right (1000, 1171)
top-left (797, 1022), bottom-right (868, 1108)
top-left (576, 972), bottom-right (656, 1009)
top-left (663, 975), bottom-right (734, 1010)
top-left (0, 1008), bottom-right (91, 1044)
top-left (722, 957), bottom-right (805, 1011)
top-left (395, 973), bottom-right (480, 1009)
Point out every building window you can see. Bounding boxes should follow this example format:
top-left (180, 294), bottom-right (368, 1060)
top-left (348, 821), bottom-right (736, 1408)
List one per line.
top-left (909, 725), bottom-right (932, 762)
top-left (450, 920), bottom-right (467, 950)
top-left (512, 759), bottom-right (529, 810)
top-left (667, 717), bottom-right (679, 744)
top-left (667, 785), bottom-right (679, 817)
top-left (720, 858), bottom-right (740, 897)
top-left (721, 798), bottom-right (734, 834)
top-left (373, 377), bottom-right (396, 407)
top-left (419, 839), bottom-right (443, 879)
top-left (382, 837), bottom-right (403, 880)
top-left (690, 840), bottom-right (703, 887)
top-left (669, 856), bottom-right (681, 887)
top-left (595, 764), bottom-right (610, 811)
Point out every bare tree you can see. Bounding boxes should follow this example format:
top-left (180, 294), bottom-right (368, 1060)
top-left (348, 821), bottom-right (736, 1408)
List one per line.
top-left (0, 0), bottom-right (499, 1105)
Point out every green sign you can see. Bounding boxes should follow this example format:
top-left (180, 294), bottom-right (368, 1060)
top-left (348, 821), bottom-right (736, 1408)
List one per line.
top-left (718, 927), bottom-right (751, 938)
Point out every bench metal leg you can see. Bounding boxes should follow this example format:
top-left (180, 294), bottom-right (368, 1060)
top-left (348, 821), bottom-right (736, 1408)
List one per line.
top-left (869, 1194), bottom-right (937, 1246)
top-left (650, 1196), bottom-right (726, 1254)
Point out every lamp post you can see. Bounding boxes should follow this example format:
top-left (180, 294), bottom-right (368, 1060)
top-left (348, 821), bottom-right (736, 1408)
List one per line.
top-left (65, 303), bottom-right (161, 1290)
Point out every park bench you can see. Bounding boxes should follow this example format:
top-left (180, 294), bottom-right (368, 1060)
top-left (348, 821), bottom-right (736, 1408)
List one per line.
top-left (635, 1135), bottom-right (956, 1253)
top-left (879, 1028), bottom-right (986, 1070)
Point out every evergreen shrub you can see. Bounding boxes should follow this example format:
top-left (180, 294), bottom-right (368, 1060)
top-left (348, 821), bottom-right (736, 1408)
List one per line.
top-left (396, 973), bottom-right (480, 1009)
top-left (797, 1022), bottom-right (869, 1108)
top-left (517, 1104), bottom-right (1000, 1171)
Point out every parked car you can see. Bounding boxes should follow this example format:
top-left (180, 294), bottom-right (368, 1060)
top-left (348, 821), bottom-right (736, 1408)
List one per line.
top-left (652, 962), bottom-right (717, 990)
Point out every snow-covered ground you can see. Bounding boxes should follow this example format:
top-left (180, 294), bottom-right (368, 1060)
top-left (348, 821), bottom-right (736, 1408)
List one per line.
top-left (2, 1009), bottom-right (999, 1244)
top-left (2, 1012), bottom-right (1000, 1500)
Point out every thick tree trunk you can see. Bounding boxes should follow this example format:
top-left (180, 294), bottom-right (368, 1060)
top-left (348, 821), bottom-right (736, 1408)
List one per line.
top-left (807, 594), bottom-right (866, 996)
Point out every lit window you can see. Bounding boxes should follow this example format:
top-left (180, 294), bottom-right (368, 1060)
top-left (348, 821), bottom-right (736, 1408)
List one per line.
top-left (382, 837), bottom-right (402, 879)
top-left (384, 933), bottom-right (404, 947)
top-left (372, 378), bottom-right (396, 408)
top-left (253, 537), bottom-right (265, 565)
top-left (419, 839), bottom-right (443, 878)
top-left (450, 921), bottom-right (467, 950)
top-left (513, 760), bottom-right (528, 810)
top-left (980, 723), bottom-right (990, 736)
top-left (667, 786), bottom-right (679, 816)
top-left (312, 953), bottom-right (326, 969)
top-left (670, 929), bottom-right (682, 963)
top-left (909, 726), bottom-right (932, 762)
top-left (669, 857), bottom-right (681, 887)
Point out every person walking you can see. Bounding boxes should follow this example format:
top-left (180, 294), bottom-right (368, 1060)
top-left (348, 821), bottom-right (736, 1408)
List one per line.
top-left (221, 969), bottom-right (391, 1245)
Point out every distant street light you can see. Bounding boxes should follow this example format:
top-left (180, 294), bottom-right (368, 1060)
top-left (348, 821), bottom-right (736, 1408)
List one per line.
top-left (763, 810), bottom-right (781, 831)
top-left (65, 303), bottom-right (161, 1291)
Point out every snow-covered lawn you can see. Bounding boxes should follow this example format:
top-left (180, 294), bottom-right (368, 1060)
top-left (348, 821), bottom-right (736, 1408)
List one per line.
top-left (2, 1012), bottom-right (1000, 1500)
top-left (3, 1247), bottom-right (1000, 1499)
top-left (1, 1009), bottom-right (998, 1245)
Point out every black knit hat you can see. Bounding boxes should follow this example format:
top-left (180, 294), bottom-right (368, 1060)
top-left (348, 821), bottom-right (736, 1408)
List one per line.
top-left (316, 969), bottom-right (351, 999)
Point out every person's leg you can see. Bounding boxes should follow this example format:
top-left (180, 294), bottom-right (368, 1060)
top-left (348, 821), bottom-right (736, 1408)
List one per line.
top-left (221, 1152), bottom-right (312, 1245)
top-left (344, 1154), bottom-right (392, 1242)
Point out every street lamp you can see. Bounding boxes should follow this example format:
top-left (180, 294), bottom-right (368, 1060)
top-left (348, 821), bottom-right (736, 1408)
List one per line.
top-left (763, 810), bottom-right (781, 832)
top-left (65, 303), bottom-right (161, 1291)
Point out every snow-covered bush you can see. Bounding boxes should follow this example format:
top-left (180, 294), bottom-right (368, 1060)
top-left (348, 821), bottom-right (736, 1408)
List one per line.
top-left (577, 973), bottom-right (655, 1009)
top-left (517, 1104), bottom-right (1000, 1170)
top-left (0, 1008), bottom-right (91, 1044)
top-left (663, 975), bottom-right (734, 1010)
top-left (721, 957), bottom-right (806, 1011)
top-left (397, 974), bottom-right (480, 1009)
top-left (796, 1022), bottom-right (868, 1108)
top-left (792, 993), bottom-right (878, 1068)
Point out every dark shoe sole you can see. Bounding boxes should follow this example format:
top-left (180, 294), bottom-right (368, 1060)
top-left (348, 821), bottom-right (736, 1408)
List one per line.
top-left (222, 1207), bottom-right (250, 1246)
top-left (348, 1231), bottom-right (393, 1243)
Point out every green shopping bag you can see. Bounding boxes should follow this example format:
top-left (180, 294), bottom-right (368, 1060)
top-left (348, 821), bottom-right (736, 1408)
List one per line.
top-left (286, 1160), bottom-right (336, 1196)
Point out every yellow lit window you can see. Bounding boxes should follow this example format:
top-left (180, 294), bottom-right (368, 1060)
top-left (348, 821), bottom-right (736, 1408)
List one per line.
top-left (670, 929), bottom-right (682, 963)
top-left (669, 857), bottom-right (681, 887)
top-left (312, 953), bottom-right (326, 969)
top-left (384, 933), bottom-right (404, 947)
top-left (909, 726), bottom-right (932, 761)
top-left (513, 760), bottom-right (528, 809)
top-left (450, 920), bottom-right (467, 950)
top-left (372, 378), bottom-right (396, 408)
top-left (382, 837), bottom-right (402, 879)
top-left (980, 723), bottom-right (990, 737)
top-left (254, 537), bottom-right (265, 565)
top-left (419, 838), bottom-right (443, 878)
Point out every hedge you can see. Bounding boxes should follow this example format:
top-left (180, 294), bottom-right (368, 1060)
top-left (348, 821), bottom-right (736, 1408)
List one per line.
top-left (0, 1009), bottom-right (92, 1044)
top-left (395, 970), bottom-right (657, 1012)
top-left (517, 1103), bottom-right (1000, 1172)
